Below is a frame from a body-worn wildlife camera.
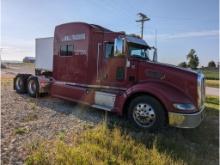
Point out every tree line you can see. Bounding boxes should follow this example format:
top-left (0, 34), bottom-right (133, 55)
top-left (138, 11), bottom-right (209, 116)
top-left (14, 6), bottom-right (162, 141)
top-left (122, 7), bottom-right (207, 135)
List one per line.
top-left (178, 49), bottom-right (218, 69)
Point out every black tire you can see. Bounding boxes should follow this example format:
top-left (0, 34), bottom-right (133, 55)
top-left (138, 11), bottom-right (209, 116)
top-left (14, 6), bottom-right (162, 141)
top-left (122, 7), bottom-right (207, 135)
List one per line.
top-left (14, 74), bottom-right (30, 93)
top-left (127, 95), bottom-right (166, 131)
top-left (27, 77), bottom-right (39, 98)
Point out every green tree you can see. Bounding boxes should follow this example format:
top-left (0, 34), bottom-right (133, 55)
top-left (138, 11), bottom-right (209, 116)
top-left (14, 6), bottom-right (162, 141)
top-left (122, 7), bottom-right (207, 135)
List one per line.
top-left (208, 61), bottom-right (216, 68)
top-left (187, 49), bottom-right (199, 69)
top-left (178, 62), bottom-right (187, 68)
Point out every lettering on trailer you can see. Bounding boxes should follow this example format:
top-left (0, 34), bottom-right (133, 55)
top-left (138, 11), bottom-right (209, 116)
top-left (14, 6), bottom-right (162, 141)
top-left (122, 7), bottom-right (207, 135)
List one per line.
top-left (62, 33), bottom-right (86, 42)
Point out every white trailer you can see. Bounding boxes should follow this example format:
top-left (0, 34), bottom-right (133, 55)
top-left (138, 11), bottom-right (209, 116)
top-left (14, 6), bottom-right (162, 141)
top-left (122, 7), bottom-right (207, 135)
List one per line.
top-left (35, 37), bottom-right (54, 73)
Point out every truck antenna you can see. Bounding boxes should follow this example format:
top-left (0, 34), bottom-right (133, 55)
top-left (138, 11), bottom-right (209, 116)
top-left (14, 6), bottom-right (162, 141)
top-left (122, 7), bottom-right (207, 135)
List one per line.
top-left (155, 29), bottom-right (157, 49)
top-left (136, 13), bottom-right (150, 39)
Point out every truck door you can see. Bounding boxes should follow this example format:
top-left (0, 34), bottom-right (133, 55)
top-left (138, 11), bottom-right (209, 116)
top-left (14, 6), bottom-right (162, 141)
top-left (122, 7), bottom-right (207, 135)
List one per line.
top-left (98, 38), bottom-right (126, 87)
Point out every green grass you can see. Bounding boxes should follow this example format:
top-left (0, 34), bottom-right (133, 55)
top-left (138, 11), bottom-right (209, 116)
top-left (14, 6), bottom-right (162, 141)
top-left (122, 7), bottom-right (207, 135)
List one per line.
top-left (206, 95), bottom-right (219, 104)
top-left (206, 80), bottom-right (219, 88)
top-left (202, 68), bottom-right (219, 80)
top-left (14, 127), bottom-right (28, 135)
top-left (26, 125), bottom-right (184, 165)
top-left (205, 95), bottom-right (219, 111)
top-left (201, 68), bottom-right (219, 87)
top-left (25, 96), bottom-right (219, 165)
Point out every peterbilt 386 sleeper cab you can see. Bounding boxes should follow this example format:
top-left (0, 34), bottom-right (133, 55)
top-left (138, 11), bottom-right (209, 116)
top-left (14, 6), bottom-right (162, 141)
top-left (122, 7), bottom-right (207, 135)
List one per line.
top-left (14, 22), bottom-right (206, 130)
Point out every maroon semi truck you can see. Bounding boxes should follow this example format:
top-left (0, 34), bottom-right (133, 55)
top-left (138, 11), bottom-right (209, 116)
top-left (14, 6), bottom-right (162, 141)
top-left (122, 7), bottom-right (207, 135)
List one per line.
top-left (14, 22), bottom-right (205, 130)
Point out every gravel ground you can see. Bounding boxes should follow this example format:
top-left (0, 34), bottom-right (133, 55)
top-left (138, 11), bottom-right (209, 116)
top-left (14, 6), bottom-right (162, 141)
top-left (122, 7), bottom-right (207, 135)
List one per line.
top-left (1, 80), bottom-right (109, 164)
top-left (1, 63), bottom-right (118, 164)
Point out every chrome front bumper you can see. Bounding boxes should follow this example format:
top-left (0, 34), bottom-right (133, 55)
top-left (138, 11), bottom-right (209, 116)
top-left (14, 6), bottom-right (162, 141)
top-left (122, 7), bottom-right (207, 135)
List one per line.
top-left (168, 105), bottom-right (205, 128)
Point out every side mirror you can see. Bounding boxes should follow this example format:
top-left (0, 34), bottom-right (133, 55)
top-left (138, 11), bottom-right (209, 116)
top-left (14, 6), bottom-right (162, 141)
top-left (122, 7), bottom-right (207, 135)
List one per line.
top-left (152, 47), bottom-right (157, 62)
top-left (114, 38), bottom-right (124, 57)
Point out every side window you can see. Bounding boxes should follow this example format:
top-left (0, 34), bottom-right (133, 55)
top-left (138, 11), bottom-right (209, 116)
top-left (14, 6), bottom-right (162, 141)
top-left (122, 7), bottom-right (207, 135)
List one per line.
top-left (60, 45), bottom-right (74, 56)
top-left (67, 45), bottom-right (74, 56)
top-left (60, 45), bottom-right (67, 56)
top-left (104, 42), bottom-right (114, 58)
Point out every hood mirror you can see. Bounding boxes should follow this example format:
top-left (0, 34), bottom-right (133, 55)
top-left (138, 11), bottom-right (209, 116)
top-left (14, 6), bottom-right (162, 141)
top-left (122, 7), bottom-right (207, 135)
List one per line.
top-left (114, 37), bottom-right (125, 57)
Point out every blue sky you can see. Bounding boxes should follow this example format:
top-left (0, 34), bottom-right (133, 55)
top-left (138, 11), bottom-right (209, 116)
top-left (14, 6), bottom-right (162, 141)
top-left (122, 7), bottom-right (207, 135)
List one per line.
top-left (1, 0), bottom-right (219, 66)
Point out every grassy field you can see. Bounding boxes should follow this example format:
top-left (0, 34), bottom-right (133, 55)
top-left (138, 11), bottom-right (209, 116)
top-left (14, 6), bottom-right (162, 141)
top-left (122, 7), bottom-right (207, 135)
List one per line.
top-left (201, 68), bottom-right (219, 80)
top-left (26, 96), bottom-right (219, 165)
top-left (200, 68), bottom-right (219, 88)
top-left (206, 80), bottom-right (219, 88)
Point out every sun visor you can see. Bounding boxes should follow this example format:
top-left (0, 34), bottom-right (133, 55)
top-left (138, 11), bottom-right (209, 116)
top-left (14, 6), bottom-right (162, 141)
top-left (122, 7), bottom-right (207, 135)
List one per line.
top-left (125, 36), bottom-right (150, 48)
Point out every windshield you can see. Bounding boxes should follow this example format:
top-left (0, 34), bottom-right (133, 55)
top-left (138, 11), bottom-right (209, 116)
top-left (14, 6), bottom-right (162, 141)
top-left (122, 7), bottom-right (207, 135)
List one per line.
top-left (128, 43), bottom-right (149, 60)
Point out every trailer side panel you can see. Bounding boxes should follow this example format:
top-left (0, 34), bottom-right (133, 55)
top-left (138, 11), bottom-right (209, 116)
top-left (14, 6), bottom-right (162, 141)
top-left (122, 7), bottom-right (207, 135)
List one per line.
top-left (35, 37), bottom-right (54, 72)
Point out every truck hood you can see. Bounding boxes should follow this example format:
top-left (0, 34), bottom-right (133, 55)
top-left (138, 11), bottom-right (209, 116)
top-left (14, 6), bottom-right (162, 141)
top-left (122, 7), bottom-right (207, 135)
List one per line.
top-left (138, 60), bottom-right (198, 80)
top-left (153, 62), bottom-right (198, 74)
top-left (136, 60), bottom-right (198, 105)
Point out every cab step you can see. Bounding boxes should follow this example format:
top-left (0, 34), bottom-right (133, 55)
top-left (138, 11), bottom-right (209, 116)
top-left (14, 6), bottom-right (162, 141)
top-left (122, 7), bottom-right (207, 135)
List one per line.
top-left (91, 104), bottom-right (112, 111)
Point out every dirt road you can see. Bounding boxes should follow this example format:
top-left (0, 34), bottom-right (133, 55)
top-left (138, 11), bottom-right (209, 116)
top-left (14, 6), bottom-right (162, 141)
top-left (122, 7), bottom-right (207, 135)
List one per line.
top-left (206, 87), bottom-right (219, 96)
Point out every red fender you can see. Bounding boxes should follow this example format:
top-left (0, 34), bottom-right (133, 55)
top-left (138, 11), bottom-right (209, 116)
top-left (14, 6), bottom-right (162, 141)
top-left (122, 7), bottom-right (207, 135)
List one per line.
top-left (115, 82), bottom-right (195, 115)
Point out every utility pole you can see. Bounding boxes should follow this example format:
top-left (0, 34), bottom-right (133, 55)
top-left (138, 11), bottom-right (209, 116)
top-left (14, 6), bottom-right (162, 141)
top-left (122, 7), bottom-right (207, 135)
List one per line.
top-left (136, 13), bottom-right (150, 39)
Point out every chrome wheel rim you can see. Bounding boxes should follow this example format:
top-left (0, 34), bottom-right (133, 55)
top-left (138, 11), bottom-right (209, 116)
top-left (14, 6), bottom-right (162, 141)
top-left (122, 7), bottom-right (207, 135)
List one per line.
top-left (16, 77), bottom-right (23, 90)
top-left (133, 103), bottom-right (156, 128)
top-left (28, 80), bottom-right (36, 95)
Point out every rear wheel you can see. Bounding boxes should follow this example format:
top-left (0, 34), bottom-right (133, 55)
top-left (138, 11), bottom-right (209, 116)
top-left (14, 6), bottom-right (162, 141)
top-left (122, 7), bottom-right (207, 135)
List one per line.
top-left (27, 77), bottom-right (39, 98)
top-left (127, 95), bottom-right (166, 131)
top-left (14, 75), bottom-right (28, 93)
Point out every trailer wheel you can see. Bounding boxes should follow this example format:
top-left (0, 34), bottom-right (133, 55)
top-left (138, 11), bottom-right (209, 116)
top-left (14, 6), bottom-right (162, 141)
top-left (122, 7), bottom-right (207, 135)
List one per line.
top-left (27, 77), bottom-right (39, 98)
top-left (127, 95), bottom-right (166, 131)
top-left (14, 75), bottom-right (27, 93)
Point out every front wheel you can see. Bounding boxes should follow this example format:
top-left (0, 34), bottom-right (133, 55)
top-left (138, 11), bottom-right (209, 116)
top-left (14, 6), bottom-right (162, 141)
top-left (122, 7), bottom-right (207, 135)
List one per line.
top-left (127, 95), bottom-right (166, 131)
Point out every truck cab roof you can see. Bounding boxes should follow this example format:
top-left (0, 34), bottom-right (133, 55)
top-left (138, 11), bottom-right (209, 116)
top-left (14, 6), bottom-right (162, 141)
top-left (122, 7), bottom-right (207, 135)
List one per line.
top-left (55, 22), bottom-right (122, 33)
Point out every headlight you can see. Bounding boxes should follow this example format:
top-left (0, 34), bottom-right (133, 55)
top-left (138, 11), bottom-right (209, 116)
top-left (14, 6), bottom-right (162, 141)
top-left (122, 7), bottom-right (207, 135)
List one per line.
top-left (173, 103), bottom-right (196, 111)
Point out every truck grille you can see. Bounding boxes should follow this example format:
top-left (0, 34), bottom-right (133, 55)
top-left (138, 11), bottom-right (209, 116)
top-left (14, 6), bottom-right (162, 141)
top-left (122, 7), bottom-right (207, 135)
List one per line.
top-left (201, 77), bottom-right (205, 106)
top-left (197, 74), bottom-right (205, 109)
